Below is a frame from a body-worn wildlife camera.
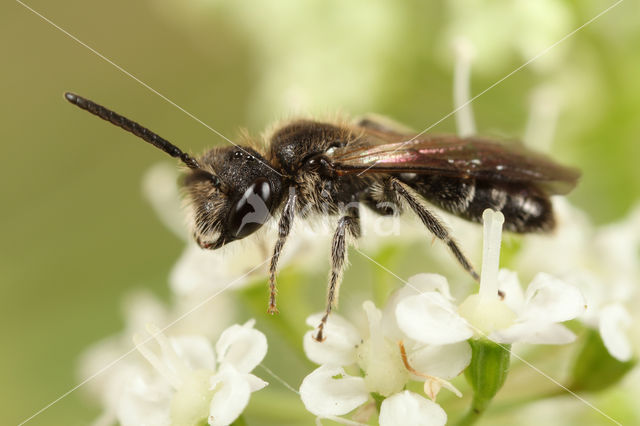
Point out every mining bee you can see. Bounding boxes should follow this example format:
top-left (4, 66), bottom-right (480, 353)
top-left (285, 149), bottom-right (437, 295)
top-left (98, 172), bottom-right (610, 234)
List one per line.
top-left (64, 92), bottom-right (580, 341)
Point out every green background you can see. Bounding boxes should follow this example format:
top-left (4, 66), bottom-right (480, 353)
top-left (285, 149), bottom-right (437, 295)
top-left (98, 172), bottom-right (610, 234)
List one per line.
top-left (2, 0), bottom-right (639, 425)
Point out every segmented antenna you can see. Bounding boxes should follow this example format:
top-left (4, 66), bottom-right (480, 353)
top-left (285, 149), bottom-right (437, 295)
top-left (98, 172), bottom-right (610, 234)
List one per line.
top-left (64, 92), bottom-right (200, 169)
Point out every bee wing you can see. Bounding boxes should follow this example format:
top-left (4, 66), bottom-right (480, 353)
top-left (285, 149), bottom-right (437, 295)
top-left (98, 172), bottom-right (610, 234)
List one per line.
top-left (330, 132), bottom-right (580, 195)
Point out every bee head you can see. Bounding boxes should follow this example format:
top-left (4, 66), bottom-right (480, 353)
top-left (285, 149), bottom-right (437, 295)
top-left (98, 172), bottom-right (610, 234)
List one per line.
top-left (62, 93), bottom-right (285, 248)
top-left (184, 146), bottom-right (284, 249)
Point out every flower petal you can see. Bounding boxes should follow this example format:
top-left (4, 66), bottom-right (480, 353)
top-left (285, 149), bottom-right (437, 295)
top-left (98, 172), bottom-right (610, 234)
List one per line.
top-left (245, 373), bottom-right (269, 392)
top-left (170, 370), bottom-right (216, 426)
top-left (208, 365), bottom-right (252, 426)
top-left (562, 271), bottom-right (603, 327)
top-left (379, 390), bottom-right (447, 426)
top-left (117, 372), bottom-right (173, 426)
top-left (361, 301), bottom-right (408, 397)
top-left (396, 293), bottom-right (472, 345)
top-left (599, 304), bottom-right (633, 362)
top-left (171, 336), bottom-right (216, 371)
top-left (170, 244), bottom-right (256, 296)
top-left (122, 290), bottom-right (169, 336)
top-left (490, 322), bottom-right (576, 344)
top-left (382, 275), bottom-right (454, 340)
top-left (170, 244), bottom-right (222, 296)
top-left (407, 274), bottom-right (455, 300)
top-left (299, 365), bottom-right (369, 417)
top-left (304, 313), bottom-right (360, 366)
top-left (518, 273), bottom-right (585, 323)
top-left (408, 341), bottom-right (472, 380)
top-left (142, 162), bottom-right (189, 240)
top-left (216, 320), bottom-right (267, 374)
top-left (497, 269), bottom-right (524, 313)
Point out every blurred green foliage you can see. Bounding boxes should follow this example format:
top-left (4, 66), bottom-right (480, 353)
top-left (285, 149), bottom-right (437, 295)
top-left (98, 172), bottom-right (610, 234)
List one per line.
top-left (2, 0), bottom-right (639, 425)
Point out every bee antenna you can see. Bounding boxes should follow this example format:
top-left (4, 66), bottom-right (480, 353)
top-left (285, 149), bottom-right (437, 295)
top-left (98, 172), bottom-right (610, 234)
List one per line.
top-left (64, 92), bottom-right (201, 170)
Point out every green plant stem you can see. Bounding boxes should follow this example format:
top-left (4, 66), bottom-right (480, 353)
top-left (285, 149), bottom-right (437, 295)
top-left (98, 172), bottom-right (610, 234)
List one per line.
top-left (457, 387), bottom-right (500, 426)
top-left (456, 403), bottom-right (483, 426)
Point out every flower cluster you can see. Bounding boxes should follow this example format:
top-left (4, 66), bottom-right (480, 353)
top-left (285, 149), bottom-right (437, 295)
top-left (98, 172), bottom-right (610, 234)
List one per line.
top-left (80, 194), bottom-right (638, 425)
top-left (300, 299), bottom-right (466, 425)
top-left (298, 208), bottom-right (589, 425)
top-left (516, 199), bottom-right (640, 362)
top-left (121, 320), bottom-right (268, 426)
top-left (79, 292), bottom-right (269, 426)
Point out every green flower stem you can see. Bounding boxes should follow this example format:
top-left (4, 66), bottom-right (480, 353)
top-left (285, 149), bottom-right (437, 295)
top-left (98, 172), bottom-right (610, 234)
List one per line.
top-left (372, 392), bottom-right (385, 413)
top-left (456, 406), bottom-right (482, 426)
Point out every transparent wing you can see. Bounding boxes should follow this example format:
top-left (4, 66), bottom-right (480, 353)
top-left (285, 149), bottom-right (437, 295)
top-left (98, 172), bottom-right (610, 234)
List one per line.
top-left (330, 131), bottom-right (580, 195)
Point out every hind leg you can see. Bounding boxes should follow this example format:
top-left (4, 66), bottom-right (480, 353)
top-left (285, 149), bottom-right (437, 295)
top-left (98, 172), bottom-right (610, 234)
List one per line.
top-left (391, 178), bottom-right (479, 281)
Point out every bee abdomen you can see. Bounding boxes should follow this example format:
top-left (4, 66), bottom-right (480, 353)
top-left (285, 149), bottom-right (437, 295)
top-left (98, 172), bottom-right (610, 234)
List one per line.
top-left (465, 180), bottom-right (554, 233)
top-left (409, 176), bottom-right (555, 233)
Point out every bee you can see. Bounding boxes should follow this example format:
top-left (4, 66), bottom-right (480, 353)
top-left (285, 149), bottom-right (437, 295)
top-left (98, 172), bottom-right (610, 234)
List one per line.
top-left (64, 92), bottom-right (580, 341)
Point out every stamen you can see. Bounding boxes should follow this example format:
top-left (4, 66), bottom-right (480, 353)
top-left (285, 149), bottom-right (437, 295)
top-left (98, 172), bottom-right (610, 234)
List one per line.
top-left (146, 323), bottom-right (190, 382)
top-left (133, 333), bottom-right (182, 389)
top-left (362, 301), bottom-right (384, 351)
top-left (453, 37), bottom-right (476, 137)
top-left (479, 209), bottom-right (504, 300)
top-left (398, 341), bottom-right (462, 400)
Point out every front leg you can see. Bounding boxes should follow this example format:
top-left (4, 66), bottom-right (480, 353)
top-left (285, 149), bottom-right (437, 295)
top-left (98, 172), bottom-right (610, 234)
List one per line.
top-left (268, 187), bottom-right (297, 314)
top-left (315, 207), bottom-right (361, 341)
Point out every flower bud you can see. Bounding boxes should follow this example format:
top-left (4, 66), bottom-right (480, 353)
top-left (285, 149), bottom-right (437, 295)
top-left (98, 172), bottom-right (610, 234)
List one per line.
top-left (464, 339), bottom-right (511, 413)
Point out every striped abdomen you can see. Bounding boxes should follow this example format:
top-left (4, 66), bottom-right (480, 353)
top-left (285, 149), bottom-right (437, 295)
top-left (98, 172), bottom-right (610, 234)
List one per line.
top-left (402, 174), bottom-right (554, 233)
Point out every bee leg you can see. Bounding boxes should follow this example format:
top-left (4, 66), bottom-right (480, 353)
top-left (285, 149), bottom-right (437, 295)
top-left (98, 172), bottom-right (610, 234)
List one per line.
top-left (268, 187), bottom-right (297, 314)
top-left (315, 208), bottom-right (361, 342)
top-left (194, 235), bottom-right (217, 249)
top-left (391, 178), bottom-right (480, 281)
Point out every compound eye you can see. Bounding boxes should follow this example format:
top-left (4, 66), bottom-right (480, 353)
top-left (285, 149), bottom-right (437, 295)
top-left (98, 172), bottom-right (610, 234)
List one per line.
top-left (228, 178), bottom-right (272, 239)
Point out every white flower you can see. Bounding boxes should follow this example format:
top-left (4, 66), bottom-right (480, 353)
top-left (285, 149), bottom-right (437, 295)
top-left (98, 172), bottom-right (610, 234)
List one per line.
top-left (395, 272), bottom-right (583, 347)
top-left (78, 285), bottom-right (239, 425)
top-left (118, 320), bottom-right (268, 426)
top-left (300, 365), bottom-right (369, 418)
top-left (300, 299), bottom-right (470, 425)
top-left (396, 210), bottom-right (585, 347)
top-left (569, 203), bottom-right (640, 361)
top-left (516, 200), bottom-right (640, 361)
top-left (78, 291), bottom-right (171, 426)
